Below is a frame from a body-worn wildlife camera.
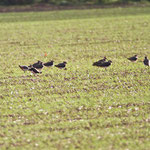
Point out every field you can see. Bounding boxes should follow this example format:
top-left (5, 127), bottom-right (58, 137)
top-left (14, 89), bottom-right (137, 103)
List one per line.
top-left (0, 7), bottom-right (150, 150)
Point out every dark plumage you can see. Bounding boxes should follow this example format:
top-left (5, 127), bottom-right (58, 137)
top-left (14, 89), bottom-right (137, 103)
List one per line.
top-left (29, 67), bottom-right (42, 74)
top-left (128, 55), bottom-right (138, 62)
top-left (98, 57), bottom-right (107, 63)
top-left (19, 65), bottom-right (29, 72)
top-left (29, 60), bottom-right (41, 67)
top-left (34, 62), bottom-right (43, 71)
top-left (98, 60), bottom-right (112, 68)
top-left (32, 61), bottom-right (42, 67)
top-left (29, 61), bottom-right (43, 71)
top-left (93, 59), bottom-right (112, 68)
top-left (93, 57), bottom-right (107, 66)
top-left (43, 61), bottom-right (54, 67)
top-left (143, 56), bottom-right (150, 67)
top-left (55, 61), bottom-right (67, 69)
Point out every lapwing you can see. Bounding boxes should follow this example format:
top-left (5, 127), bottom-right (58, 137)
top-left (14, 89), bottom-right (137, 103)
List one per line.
top-left (29, 61), bottom-right (39, 67)
top-left (93, 57), bottom-right (107, 66)
top-left (43, 60), bottom-right (54, 67)
top-left (19, 65), bottom-right (29, 73)
top-left (55, 61), bottom-right (67, 69)
top-left (29, 67), bottom-right (42, 74)
top-left (29, 61), bottom-right (44, 71)
top-left (29, 60), bottom-right (42, 68)
top-left (98, 60), bottom-right (112, 68)
top-left (34, 61), bottom-right (43, 71)
top-left (128, 55), bottom-right (138, 62)
top-left (143, 56), bottom-right (150, 67)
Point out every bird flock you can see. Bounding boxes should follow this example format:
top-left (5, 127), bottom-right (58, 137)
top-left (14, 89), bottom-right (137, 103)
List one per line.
top-left (93, 55), bottom-right (149, 68)
top-left (19, 55), bottom-right (149, 74)
top-left (19, 60), bottom-right (67, 74)
top-left (127, 55), bottom-right (150, 67)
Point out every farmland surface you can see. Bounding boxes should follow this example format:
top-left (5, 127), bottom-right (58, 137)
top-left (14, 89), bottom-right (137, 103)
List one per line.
top-left (0, 7), bottom-right (150, 150)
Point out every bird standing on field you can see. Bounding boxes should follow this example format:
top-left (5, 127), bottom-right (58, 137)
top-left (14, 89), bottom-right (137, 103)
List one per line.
top-left (93, 57), bottom-right (107, 66)
top-left (128, 55), bottom-right (138, 62)
top-left (55, 61), bottom-right (67, 69)
top-left (29, 60), bottom-right (42, 67)
top-left (143, 56), bottom-right (150, 67)
top-left (19, 65), bottom-right (29, 73)
top-left (29, 67), bottom-right (42, 74)
top-left (98, 60), bottom-right (112, 68)
top-left (34, 61), bottom-right (43, 71)
top-left (43, 60), bottom-right (54, 67)
top-left (30, 61), bottom-right (42, 67)
top-left (29, 61), bottom-right (44, 71)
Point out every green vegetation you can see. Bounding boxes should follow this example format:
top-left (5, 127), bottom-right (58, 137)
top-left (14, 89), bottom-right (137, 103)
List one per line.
top-left (0, 7), bottom-right (150, 149)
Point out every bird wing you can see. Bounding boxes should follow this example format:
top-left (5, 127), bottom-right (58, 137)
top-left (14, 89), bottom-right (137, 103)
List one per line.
top-left (55, 63), bottom-right (65, 67)
top-left (19, 65), bottom-right (28, 70)
top-left (99, 62), bottom-right (110, 67)
top-left (44, 61), bottom-right (53, 66)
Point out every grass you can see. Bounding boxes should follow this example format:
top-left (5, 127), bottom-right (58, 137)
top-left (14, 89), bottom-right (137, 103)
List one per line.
top-left (0, 6), bottom-right (150, 150)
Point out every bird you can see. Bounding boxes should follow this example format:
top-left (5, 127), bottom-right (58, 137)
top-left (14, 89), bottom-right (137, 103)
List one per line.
top-left (29, 61), bottom-right (44, 71)
top-left (55, 61), bottom-right (67, 69)
top-left (98, 60), bottom-right (112, 68)
top-left (93, 60), bottom-right (112, 68)
top-left (143, 56), bottom-right (150, 67)
top-left (43, 60), bottom-right (54, 67)
top-left (128, 55), bottom-right (138, 62)
top-left (34, 60), bottom-right (42, 65)
top-left (29, 60), bottom-right (42, 68)
top-left (34, 61), bottom-right (43, 71)
top-left (19, 65), bottom-right (29, 73)
top-left (93, 57), bottom-right (107, 66)
top-left (28, 67), bottom-right (42, 74)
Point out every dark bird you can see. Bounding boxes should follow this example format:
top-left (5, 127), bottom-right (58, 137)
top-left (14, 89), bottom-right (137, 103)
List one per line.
top-left (29, 61), bottom-right (43, 71)
top-left (55, 61), bottom-right (67, 69)
top-left (128, 55), bottom-right (138, 62)
top-left (29, 67), bottom-right (42, 74)
top-left (29, 60), bottom-right (42, 67)
top-left (34, 62), bottom-right (43, 71)
top-left (19, 65), bottom-right (29, 73)
top-left (143, 56), bottom-right (150, 67)
top-left (98, 60), bottom-right (112, 68)
top-left (43, 60), bottom-right (54, 67)
top-left (93, 57), bottom-right (107, 66)
top-left (93, 60), bottom-right (112, 68)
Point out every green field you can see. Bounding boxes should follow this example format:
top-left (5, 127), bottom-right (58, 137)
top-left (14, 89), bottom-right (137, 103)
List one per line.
top-left (0, 7), bottom-right (150, 150)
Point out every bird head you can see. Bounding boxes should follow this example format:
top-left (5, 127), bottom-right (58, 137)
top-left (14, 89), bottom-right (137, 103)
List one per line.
top-left (135, 55), bottom-right (138, 58)
top-left (38, 60), bottom-right (43, 64)
top-left (63, 61), bottom-right (67, 64)
top-left (104, 56), bottom-right (107, 60)
top-left (145, 56), bottom-right (148, 59)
